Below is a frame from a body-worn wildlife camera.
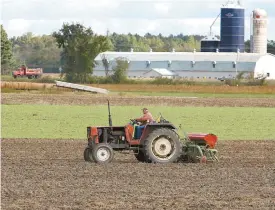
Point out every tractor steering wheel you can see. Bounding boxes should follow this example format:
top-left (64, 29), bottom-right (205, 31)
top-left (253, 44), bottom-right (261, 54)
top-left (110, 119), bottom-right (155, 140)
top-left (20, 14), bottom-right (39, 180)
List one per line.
top-left (130, 119), bottom-right (138, 124)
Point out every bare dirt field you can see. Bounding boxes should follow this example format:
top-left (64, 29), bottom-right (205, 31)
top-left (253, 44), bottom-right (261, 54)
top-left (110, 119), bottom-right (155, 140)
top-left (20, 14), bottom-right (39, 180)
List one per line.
top-left (2, 93), bottom-right (275, 107)
top-left (1, 139), bottom-right (275, 210)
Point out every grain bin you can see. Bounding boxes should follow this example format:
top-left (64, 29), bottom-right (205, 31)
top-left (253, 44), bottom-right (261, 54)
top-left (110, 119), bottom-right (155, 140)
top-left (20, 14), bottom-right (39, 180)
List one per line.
top-left (220, 1), bottom-right (245, 52)
top-left (200, 36), bottom-right (220, 52)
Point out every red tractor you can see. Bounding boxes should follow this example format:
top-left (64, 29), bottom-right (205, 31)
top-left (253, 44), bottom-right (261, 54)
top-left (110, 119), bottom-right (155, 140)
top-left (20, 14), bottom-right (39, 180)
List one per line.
top-left (84, 100), bottom-right (218, 164)
top-left (12, 65), bottom-right (43, 79)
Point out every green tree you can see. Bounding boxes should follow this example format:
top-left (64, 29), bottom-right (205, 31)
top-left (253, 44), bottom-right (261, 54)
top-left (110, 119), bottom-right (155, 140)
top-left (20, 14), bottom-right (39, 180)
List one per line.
top-left (111, 34), bottom-right (132, 51)
top-left (245, 40), bottom-right (250, 52)
top-left (101, 53), bottom-right (110, 76)
top-left (1, 25), bottom-right (13, 74)
top-left (148, 37), bottom-right (165, 52)
top-left (267, 40), bottom-right (275, 54)
top-left (184, 36), bottom-right (199, 52)
top-left (52, 22), bottom-right (111, 82)
top-left (108, 33), bottom-right (206, 53)
top-left (10, 33), bottom-right (61, 72)
top-left (111, 57), bottom-right (129, 83)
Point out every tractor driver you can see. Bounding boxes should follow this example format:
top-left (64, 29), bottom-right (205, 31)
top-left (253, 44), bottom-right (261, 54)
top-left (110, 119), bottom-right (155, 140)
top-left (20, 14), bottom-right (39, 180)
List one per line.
top-left (135, 108), bottom-right (154, 125)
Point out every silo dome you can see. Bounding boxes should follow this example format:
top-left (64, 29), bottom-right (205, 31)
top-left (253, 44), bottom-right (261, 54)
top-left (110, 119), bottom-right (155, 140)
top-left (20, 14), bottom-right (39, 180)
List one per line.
top-left (253, 8), bottom-right (267, 18)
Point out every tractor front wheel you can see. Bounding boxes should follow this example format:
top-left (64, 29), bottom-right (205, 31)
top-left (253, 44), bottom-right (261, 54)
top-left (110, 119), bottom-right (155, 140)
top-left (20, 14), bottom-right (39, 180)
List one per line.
top-left (84, 147), bottom-right (93, 162)
top-left (92, 143), bottom-right (114, 164)
top-left (143, 128), bottom-right (182, 163)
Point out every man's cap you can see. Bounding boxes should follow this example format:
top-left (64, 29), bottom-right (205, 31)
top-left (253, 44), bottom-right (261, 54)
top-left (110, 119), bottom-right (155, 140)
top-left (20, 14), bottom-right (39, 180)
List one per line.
top-left (142, 107), bottom-right (148, 111)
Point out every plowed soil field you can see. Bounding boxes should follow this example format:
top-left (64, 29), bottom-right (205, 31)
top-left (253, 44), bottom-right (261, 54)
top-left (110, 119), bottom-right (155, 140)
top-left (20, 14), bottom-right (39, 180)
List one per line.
top-left (1, 139), bottom-right (275, 210)
top-left (2, 93), bottom-right (275, 107)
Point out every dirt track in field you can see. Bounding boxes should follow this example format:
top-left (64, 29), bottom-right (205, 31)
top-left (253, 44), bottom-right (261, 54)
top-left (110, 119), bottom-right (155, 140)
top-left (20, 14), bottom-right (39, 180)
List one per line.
top-left (1, 139), bottom-right (275, 210)
top-left (2, 93), bottom-right (275, 107)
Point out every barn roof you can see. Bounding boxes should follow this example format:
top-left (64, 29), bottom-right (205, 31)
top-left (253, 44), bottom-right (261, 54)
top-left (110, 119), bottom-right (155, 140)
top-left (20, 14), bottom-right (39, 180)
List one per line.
top-left (95, 51), bottom-right (265, 62)
top-left (144, 68), bottom-right (177, 76)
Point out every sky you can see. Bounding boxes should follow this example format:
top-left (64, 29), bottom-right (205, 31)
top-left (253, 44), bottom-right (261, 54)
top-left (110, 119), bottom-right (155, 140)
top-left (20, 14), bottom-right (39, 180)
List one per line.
top-left (1, 0), bottom-right (275, 40)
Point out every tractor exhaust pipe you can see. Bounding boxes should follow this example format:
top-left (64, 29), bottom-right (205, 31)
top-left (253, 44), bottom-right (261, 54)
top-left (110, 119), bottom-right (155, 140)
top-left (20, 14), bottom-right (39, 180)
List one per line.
top-left (107, 99), bottom-right (112, 127)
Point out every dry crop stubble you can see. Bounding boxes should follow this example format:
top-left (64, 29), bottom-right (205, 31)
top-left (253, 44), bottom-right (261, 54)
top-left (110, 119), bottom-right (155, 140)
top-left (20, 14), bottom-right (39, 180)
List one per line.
top-left (1, 81), bottom-right (275, 94)
top-left (89, 84), bottom-right (275, 94)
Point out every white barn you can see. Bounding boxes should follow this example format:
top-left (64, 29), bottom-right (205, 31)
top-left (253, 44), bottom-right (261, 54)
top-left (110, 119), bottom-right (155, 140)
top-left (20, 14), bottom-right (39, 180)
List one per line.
top-left (93, 51), bottom-right (275, 80)
top-left (254, 54), bottom-right (275, 79)
top-left (143, 68), bottom-right (178, 79)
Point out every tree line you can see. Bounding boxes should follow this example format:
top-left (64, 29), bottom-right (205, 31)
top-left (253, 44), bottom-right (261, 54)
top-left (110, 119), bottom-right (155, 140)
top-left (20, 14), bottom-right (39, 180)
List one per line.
top-left (1, 23), bottom-right (275, 82)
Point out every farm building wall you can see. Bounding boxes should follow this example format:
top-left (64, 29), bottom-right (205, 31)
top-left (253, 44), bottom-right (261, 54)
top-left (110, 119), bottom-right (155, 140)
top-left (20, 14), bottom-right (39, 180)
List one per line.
top-left (93, 51), bottom-right (275, 80)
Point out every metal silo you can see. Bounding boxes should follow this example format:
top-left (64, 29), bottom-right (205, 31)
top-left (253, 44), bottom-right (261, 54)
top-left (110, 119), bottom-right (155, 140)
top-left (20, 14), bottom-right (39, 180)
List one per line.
top-left (220, 1), bottom-right (245, 52)
top-left (251, 9), bottom-right (268, 54)
top-left (200, 36), bottom-right (220, 52)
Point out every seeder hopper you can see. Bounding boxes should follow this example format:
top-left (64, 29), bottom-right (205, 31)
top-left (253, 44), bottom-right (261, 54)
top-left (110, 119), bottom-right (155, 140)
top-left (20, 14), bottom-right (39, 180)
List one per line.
top-left (84, 100), bottom-right (218, 164)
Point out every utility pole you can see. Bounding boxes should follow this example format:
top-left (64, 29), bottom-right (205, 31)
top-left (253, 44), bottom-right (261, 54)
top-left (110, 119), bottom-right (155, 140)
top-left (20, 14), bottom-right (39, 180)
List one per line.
top-left (236, 49), bottom-right (240, 77)
top-left (106, 29), bottom-right (110, 37)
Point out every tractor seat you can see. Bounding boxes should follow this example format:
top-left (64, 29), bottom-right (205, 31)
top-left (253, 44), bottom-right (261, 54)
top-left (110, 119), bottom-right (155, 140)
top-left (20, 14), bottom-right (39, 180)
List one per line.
top-left (134, 125), bottom-right (145, 139)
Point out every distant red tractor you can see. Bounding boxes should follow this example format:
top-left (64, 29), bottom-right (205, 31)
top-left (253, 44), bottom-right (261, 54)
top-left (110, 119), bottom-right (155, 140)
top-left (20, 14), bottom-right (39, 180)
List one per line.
top-left (84, 100), bottom-right (219, 164)
top-left (12, 65), bottom-right (43, 79)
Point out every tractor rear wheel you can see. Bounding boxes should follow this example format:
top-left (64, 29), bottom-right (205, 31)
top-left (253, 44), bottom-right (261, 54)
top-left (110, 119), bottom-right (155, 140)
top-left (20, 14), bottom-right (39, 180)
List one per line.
top-left (92, 143), bottom-right (114, 164)
top-left (84, 147), bottom-right (93, 162)
top-left (143, 128), bottom-right (182, 163)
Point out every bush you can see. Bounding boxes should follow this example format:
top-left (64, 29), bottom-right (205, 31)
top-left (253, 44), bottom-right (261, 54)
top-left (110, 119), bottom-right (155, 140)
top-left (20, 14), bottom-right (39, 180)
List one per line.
top-left (245, 78), bottom-right (267, 86)
top-left (223, 71), bottom-right (267, 87)
top-left (150, 78), bottom-right (174, 85)
top-left (224, 78), bottom-right (267, 86)
top-left (85, 74), bottom-right (269, 87)
top-left (37, 76), bottom-right (56, 83)
top-left (86, 75), bottom-right (115, 84)
top-left (150, 77), bottom-right (196, 85)
top-left (224, 79), bottom-right (240, 86)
